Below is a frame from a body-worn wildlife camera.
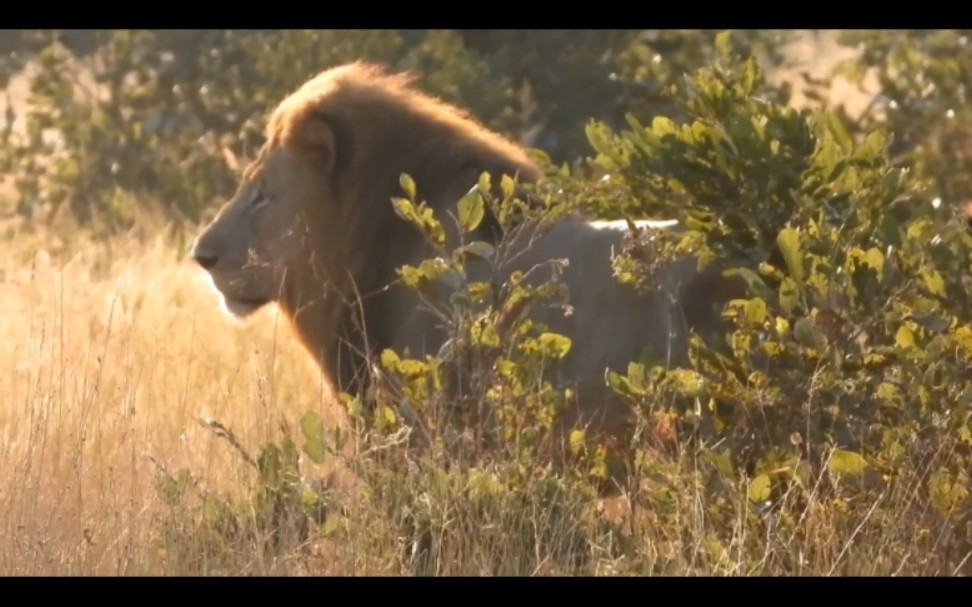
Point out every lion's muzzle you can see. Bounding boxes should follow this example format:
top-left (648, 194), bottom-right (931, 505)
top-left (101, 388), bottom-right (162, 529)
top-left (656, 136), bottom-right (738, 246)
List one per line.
top-left (190, 231), bottom-right (220, 268)
top-left (192, 250), bottom-right (219, 270)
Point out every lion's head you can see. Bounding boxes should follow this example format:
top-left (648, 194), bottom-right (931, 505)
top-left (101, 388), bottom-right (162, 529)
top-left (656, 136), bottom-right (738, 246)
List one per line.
top-left (191, 61), bottom-right (541, 392)
top-left (190, 143), bottom-right (323, 319)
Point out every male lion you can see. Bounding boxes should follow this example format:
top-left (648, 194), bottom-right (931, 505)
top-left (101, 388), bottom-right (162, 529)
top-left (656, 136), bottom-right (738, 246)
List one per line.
top-left (190, 61), bottom-right (739, 465)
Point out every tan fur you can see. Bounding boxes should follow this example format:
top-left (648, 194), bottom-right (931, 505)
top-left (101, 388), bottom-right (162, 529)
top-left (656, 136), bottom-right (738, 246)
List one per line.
top-left (190, 62), bottom-right (739, 475)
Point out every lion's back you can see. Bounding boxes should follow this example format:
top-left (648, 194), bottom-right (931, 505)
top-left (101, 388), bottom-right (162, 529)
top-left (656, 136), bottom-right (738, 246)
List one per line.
top-left (480, 217), bottom-right (693, 383)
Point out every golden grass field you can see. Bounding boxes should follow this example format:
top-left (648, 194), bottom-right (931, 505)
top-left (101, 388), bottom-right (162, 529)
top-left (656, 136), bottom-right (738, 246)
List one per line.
top-left (5, 31), bottom-right (969, 576)
top-left (0, 219), bottom-right (350, 574)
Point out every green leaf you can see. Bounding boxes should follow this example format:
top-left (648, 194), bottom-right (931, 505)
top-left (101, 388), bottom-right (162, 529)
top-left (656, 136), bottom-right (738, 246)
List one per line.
top-left (586, 120), bottom-right (628, 168)
top-left (375, 405), bottom-right (398, 433)
top-left (906, 218), bottom-right (933, 242)
top-left (538, 332), bottom-right (572, 359)
top-left (745, 298), bottom-right (768, 326)
top-left (735, 267), bottom-right (776, 301)
top-left (715, 30), bottom-right (733, 56)
top-left (652, 115), bottom-right (677, 136)
top-left (929, 468), bottom-right (969, 515)
top-left (960, 425), bottom-right (972, 446)
top-left (202, 494), bottom-right (233, 527)
top-left (500, 174), bottom-right (516, 200)
top-left (525, 148), bottom-right (551, 167)
top-left (380, 348), bottom-right (401, 370)
top-left (824, 111), bottom-right (853, 154)
top-left (828, 450), bottom-right (867, 477)
top-left (300, 411), bottom-right (327, 465)
top-left (300, 485), bottom-right (325, 517)
top-left (607, 370), bottom-right (646, 397)
top-left (457, 187), bottom-right (486, 233)
top-left (625, 113), bottom-right (647, 135)
top-left (895, 325), bottom-right (916, 350)
top-left (396, 358), bottom-right (430, 378)
top-left (257, 444), bottom-right (282, 487)
top-left (954, 326), bottom-right (972, 357)
top-left (921, 267), bottom-right (946, 297)
top-left (812, 139), bottom-right (840, 185)
top-left (283, 435), bottom-right (301, 469)
top-left (779, 277), bottom-right (800, 314)
top-left (466, 281), bottom-right (492, 302)
top-left (569, 429), bottom-right (586, 456)
top-left (748, 473), bottom-right (772, 503)
top-left (300, 411), bottom-right (324, 443)
top-left (391, 197), bottom-right (416, 223)
top-left (863, 247), bottom-right (885, 280)
top-left (626, 362), bottom-right (647, 391)
top-left (477, 171), bottom-right (492, 195)
top-left (467, 467), bottom-right (504, 498)
top-left (876, 382), bottom-right (901, 405)
top-left (911, 313), bottom-right (950, 334)
top-left (343, 394), bottom-right (364, 422)
top-left (454, 241), bottom-right (495, 263)
top-left (668, 369), bottom-right (705, 397)
top-left (776, 227), bottom-right (804, 284)
top-left (855, 128), bottom-right (888, 159)
top-left (793, 317), bottom-right (819, 348)
top-left (399, 173), bottom-right (416, 200)
top-left (155, 468), bottom-right (191, 507)
top-left (704, 448), bottom-right (736, 478)
top-left (740, 57), bottom-right (758, 94)
top-left (398, 258), bottom-right (463, 291)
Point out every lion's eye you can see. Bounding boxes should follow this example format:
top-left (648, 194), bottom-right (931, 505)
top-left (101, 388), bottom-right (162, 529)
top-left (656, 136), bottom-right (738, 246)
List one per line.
top-left (250, 188), bottom-right (270, 209)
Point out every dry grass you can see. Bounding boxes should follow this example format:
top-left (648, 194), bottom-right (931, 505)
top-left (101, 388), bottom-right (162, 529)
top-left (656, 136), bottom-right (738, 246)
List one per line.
top-left (0, 219), bottom-right (345, 575)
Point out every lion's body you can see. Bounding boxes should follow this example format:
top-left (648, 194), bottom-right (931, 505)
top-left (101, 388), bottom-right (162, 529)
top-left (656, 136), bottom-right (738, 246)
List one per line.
top-left (190, 61), bottom-right (737, 464)
top-left (459, 217), bottom-right (697, 383)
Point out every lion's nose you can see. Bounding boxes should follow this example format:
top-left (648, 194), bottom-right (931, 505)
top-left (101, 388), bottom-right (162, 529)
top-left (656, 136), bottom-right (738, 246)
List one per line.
top-left (193, 251), bottom-right (219, 270)
top-left (191, 241), bottom-right (220, 270)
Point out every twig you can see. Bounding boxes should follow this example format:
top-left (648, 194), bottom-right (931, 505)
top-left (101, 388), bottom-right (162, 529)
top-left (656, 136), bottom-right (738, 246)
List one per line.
top-left (197, 417), bottom-right (258, 470)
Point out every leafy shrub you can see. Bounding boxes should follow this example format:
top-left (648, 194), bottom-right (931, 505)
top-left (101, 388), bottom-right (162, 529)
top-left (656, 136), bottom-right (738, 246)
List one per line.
top-left (577, 34), bottom-right (972, 572)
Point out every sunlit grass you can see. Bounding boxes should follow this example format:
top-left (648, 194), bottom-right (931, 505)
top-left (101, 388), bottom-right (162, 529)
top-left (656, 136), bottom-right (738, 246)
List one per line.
top-left (0, 220), bottom-right (343, 574)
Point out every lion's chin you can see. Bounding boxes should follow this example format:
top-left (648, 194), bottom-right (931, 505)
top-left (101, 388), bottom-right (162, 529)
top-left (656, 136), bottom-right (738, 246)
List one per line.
top-left (221, 296), bottom-right (272, 319)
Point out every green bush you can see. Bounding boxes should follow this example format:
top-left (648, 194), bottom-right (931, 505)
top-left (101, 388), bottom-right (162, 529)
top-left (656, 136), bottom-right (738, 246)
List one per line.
top-left (833, 29), bottom-right (972, 213)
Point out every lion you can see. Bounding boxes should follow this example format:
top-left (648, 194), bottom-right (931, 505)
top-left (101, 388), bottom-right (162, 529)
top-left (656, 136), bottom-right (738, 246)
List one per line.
top-left (190, 61), bottom-right (742, 474)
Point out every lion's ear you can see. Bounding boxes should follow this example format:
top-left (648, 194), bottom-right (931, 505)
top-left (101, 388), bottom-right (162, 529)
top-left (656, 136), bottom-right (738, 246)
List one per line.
top-left (284, 111), bottom-right (345, 175)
